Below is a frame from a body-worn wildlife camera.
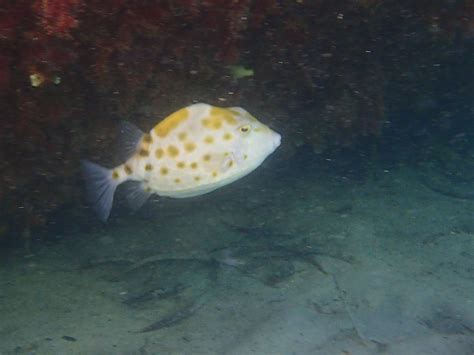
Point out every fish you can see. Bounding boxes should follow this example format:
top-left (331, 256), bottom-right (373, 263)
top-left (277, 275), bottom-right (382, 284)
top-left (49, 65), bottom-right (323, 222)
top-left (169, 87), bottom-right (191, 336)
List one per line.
top-left (229, 65), bottom-right (254, 80)
top-left (81, 103), bottom-right (281, 221)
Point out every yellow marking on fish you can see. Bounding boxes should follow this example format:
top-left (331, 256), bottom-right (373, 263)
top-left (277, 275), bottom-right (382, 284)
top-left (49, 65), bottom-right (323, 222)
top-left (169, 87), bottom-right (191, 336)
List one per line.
top-left (178, 132), bottom-right (187, 141)
top-left (124, 165), bottom-right (133, 175)
top-left (212, 171), bottom-right (218, 177)
top-left (112, 170), bottom-right (120, 179)
top-left (204, 136), bottom-right (214, 144)
top-left (202, 116), bottom-right (222, 130)
top-left (190, 162), bottom-right (198, 169)
top-left (177, 161), bottom-right (186, 169)
top-left (142, 134), bottom-right (152, 144)
top-left (228, 109), bottom-right (241, 116)
top-left (174, 178), bottom-right (181, 184)
top-left (139, 148), bottom-right (149, 157)
top-left (223, 132), bottom-right (233, 140)
top-left (203, 154), bottom-right (211, 162)
top-left (210, 107), bottom-right (238, 125)
top-left (155, 148), bottom-right (164, 159)
top-left (154, 108), bottom-right (189, 137)
top-left (194, 176), bottom-right (201, 181)
top-left (145, 164), bottom-right (153, 171)
top-left (160, 167), bottom-right (169, 175)
top-left (185, 142), bottom-right (196, 152)
top-left (167, 145), bottom-right (180, 157)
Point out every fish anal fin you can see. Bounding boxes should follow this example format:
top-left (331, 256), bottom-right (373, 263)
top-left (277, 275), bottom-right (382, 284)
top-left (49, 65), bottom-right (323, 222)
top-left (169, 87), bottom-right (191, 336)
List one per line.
top-left (123, 181), bottom-right (153, 211)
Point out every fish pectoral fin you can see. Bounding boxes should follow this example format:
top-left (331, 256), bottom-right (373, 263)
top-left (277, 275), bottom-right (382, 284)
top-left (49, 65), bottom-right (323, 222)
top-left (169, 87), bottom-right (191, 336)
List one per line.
top-left (218, 147), bottom-right (244, 173)
top-left (231, 148), bottom-right (244, 165)
top-left (199, 153), bottom-right (232, 174)
top-left (204, 153), bottom-right (235, 174)
top-left (123, 181), bottom-right (153, 211)
top-left (220, 154), bottom-right (236, 173)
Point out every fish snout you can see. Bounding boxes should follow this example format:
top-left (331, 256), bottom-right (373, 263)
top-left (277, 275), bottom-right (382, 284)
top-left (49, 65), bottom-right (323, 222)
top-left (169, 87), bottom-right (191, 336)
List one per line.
top-left (272, 132), bottom-right (281, 150)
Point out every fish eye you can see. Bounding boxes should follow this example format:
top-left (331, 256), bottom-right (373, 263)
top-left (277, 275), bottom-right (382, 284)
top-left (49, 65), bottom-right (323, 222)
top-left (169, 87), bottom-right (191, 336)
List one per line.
top-left (239, 125), bottom-right (251, 134)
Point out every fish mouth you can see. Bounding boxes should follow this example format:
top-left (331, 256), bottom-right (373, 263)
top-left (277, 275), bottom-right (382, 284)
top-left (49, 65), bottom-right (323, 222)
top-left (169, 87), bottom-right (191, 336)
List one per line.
top-left (272, 132), bottom-right (282, 150)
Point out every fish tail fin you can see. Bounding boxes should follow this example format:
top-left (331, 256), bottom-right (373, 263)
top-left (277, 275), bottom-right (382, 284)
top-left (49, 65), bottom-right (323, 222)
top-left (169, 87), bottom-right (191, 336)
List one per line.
top-left (80, 160), bottom-right (120, 222)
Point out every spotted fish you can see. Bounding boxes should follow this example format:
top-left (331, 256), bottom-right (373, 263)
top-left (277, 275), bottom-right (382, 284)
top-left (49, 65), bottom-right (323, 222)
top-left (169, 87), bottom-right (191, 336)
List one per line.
top-left (81, 103), bottom-right (281, 221)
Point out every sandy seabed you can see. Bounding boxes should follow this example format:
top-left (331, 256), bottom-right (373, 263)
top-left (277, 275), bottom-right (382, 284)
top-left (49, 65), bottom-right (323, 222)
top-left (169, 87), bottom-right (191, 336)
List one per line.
top-left (1, 161), bottom-right (474, 355)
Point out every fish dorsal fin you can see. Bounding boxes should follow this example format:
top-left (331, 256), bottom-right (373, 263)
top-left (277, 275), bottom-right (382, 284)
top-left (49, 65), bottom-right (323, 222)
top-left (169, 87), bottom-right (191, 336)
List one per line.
top-left (119, 121), bottom-right (144, 160)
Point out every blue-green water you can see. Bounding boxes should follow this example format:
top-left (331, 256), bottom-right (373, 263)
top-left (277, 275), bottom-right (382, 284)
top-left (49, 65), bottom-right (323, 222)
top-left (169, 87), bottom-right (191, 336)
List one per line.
top-left (1, 1), bottom-right (474, 354)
